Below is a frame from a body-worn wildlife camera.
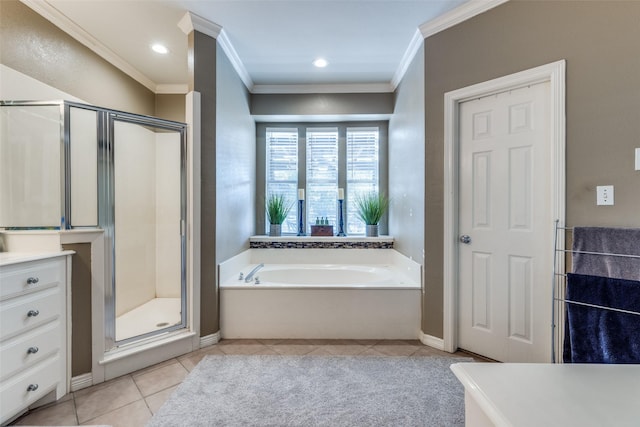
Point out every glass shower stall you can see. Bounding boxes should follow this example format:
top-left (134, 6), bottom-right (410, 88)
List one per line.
top-left (0, 100), bottom-right (188, 351)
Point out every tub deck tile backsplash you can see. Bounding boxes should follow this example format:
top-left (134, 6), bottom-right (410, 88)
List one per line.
top-left (249, 237), bottom-right (394, 249)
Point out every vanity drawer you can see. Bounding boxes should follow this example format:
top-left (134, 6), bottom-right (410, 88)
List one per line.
top-left (0, 355), bottom-right (60, 422)
top-left (0, 320), bottom-right (61, 381)
top-left (0, 258), bottom-right (65, 300)
top-left (0, 287), bottom-right (62, 339)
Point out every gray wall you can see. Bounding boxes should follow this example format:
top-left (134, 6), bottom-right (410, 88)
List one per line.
top-left (389, 45), bottom-right (425, 266)
top-left (251, 93), bottom-right (393, 118)
top-left (423, 0), bottom-right (640, 338)
top-left (188, 30), bottom-right (219, 335)
top-left (216, 45), bottom-right (256, 265)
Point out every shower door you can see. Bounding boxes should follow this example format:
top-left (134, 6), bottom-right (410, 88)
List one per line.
top-left (102, 112), bottom-right (187, 349)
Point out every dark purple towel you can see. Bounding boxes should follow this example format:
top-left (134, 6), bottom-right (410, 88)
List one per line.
top-left (572, 227), bottom-right (640, 281)
top-left (563, 273), bottom-right (640, 364)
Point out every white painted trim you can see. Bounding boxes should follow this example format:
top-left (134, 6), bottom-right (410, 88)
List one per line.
top-left (200, 331), bottom-right (221, 348)
top-left (178, 12), bottom-right (253, 92)
top-left (178, 11), bottom-right (222, 39)
top-left (156, 84), bottom-right (189, 94)
top-left (419, 331), bottom-right (446, 351)
top-left (391, 29), bottom-right (424, 91)
top-left (21, 0), bottom-right (157, 92)
top-left (442, 60), bottom-right (566, 354)
top-left (186, 92), bottom-right (202, 351)
top-left (70, 373), bottom-right (93, 392)
top-left (251, 83), bottom-right (393, 94)
top-left (420, 0), bottom-right (510, 39)
top-left (217, 30), bottom-right (254, 91)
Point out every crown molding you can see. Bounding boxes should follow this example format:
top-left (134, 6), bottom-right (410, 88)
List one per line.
top-left (156, 84), bottom-right (189, 94)
top-left (178, 11), bottom-right (222, 39)
top-left (217, 29), bottom-right (254, 91)
top-left (178, 12), bottom-right (253, 91)
top-left (420, 0), bottom-right (510, 39)
top-left (390, 28), bottom-right (424, 91)
top-left (391, 0), bottom-right (509, 91)
top-left (251, 83), bottom-right (393, 94)
top-left (21, 0), bottom-right (157, 93)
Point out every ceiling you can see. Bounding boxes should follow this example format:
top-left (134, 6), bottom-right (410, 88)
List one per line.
top-left (34, 0), bottom-right (469, 93)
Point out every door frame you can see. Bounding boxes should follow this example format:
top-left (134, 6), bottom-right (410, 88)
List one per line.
top-left (442, 60), bottom-right (566, 353)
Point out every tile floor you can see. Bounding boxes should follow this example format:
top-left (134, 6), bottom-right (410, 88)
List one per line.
top-left (11, 339), bottom-right (486, 427)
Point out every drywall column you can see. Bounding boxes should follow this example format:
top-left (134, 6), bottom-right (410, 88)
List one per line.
top-left (181, 13), bottom-right (219, 337)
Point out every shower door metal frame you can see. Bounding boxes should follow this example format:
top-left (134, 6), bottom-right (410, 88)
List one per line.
top-left (100, 110), bottom-right (188, 351)
top-left (1, 100), bottom-right (189, 351)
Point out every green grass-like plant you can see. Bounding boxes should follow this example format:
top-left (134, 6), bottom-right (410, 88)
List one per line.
top-left (355, 192), bottom-right (389, 225)
top-left (266, 193), bottom-right (293, 225)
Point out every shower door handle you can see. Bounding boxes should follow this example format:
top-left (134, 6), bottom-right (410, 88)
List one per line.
top-left (181, 220), bottom-right (186, 237)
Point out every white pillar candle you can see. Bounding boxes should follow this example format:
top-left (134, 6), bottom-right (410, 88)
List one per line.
top-left (298, 189), bottom-right (305, 200)
top-left (338, 188), bottom-right (344, 200)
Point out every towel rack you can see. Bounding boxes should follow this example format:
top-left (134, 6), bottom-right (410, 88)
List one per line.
top-left (551, 220), bottom-right (640, 363)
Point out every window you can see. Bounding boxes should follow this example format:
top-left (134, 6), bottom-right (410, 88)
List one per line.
top-left (262, 123), bottom-right (385, 235)
top-left (265, 128), bottom-right (298, 233)
top-left (346, 127), bottom-right (379, 235)
top-left (306, 128), bottom-right (338, 227)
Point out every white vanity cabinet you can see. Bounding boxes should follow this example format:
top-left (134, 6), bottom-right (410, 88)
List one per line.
top-left (0, 252), bottom-right (72, 425)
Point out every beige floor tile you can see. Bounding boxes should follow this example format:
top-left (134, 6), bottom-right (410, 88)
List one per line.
top-left (133, 361), bottom-right (189, 397)
top-left (129, 358), bottom-right (179, 377)
top-left (322, 344), bottom-right (367, 355)
top-left (256, 338), bottom-right (287, 345)
top-left (273, 338), bottom-right (314, 345)
top-left (270, 343), bottom-right (317, 355)
top-left (14, 399), bottom-right (77, 426)
top-left (144, 385), bottom-right (178, 414)
top-left (177, 345), bottom-right (225, 371)
top-left (306, 339), bottom-right (352, 345)
top-left (248, 346), bottom-right (281, 355)
top-left (75, 375), bottom-right (142, 423)
top-left (412, 346), bottom-right (447, 357)
top-left (217, 339), bottom-right (269, 355)
top-left (305, 347), bottom-right (335, 356)
top-left (372, 342), bottom-right (420, 356)
top-left (353, 339), bottom-right (381, 347)
top-left (85, 399), bottom-right (152, 427)
top-left (358, 347), bottom-right (388, 356)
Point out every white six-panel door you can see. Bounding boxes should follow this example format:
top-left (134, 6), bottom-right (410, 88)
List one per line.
top-left (457, 82), bottom-right (552, 362)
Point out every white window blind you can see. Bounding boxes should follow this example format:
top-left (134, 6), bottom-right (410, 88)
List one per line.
top-left (306, 128), bottom-right (338, 230)
top-left (266, 128), bottom-right (298, 234)
top-left (346, 127), bottom-right (379, 234)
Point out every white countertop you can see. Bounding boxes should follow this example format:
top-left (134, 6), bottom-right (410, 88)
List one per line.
top-left (0, 251), bottom-right (75, 266)
top-left (451, 363), bottom-right (640, 427)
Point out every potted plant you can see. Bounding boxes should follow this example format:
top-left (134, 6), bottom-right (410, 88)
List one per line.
top-left (355, 192), bottom-right (389, 237)
top-left (266, 193), bottom-right (293, 236)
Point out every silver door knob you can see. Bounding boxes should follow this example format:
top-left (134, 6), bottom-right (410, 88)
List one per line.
top-left (459, 235), bottom-right (472, 244)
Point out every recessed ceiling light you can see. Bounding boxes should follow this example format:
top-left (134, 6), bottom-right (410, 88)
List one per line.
top-left (313, 58), bottom-right (328, 68)
top-left (151, 43), bottom-right (169, 55)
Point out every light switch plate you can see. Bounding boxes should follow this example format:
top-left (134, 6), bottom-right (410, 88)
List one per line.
top-left (596, 185), bottom-right (614, 206)
top-left (635, 148), bottom-right (640, 171)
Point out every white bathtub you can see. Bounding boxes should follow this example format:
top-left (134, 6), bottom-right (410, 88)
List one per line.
top-left (218, 249), bottom-right (422, 339)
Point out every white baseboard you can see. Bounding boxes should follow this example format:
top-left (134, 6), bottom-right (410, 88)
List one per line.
top-left (200, 331), bottom-right (221, 348)
top-left (70, 372), bottom-right (93, 392)
top-left (419, 331), bottom-right (446, 351)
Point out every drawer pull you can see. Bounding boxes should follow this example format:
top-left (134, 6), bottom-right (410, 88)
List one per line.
top-left (27, 346), bottom-right (39, 354)
top-left (27, 384), bottom-right (39, 392)
top-left (27, 309), bottom-right (40, 317)
top-left (26, 277), bottom-right (40, 285)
